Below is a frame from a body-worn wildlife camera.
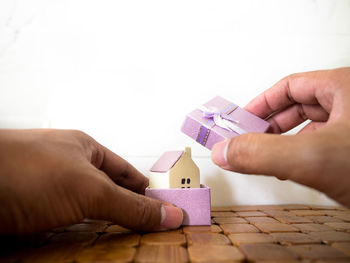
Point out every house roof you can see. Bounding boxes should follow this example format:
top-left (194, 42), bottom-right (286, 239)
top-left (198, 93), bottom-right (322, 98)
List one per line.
top-left (150, 151), bottom-right (184, 172)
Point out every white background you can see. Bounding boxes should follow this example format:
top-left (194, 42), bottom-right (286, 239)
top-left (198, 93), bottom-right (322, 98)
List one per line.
top-left (1, 0), bottom-right (349, 206)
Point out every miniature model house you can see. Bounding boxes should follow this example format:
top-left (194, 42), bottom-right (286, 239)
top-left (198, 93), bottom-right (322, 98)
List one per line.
top-left (149, 147), bottom-right (200, 189)
top-left (145, 147), bottom-right (211, 226)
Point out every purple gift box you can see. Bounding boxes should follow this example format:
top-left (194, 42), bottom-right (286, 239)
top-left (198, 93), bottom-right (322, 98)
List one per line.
top-left (181, 96), bottom-right (270, 150)
top-left (145, 184), bottom-right (211, 225)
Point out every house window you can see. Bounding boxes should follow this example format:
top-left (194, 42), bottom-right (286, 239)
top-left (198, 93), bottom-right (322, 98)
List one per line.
top-left (181, 177), bottom-right (191, 188)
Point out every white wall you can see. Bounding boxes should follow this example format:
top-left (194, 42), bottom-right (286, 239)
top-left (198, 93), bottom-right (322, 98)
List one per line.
top-left (1, 0), bottom-right (349, 206)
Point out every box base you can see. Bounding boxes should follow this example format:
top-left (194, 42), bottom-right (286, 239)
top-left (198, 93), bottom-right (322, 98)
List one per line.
top-left (145, 184), bottom-right (211, 226)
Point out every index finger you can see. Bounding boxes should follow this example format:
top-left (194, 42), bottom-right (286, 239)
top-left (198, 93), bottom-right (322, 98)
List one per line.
top-left (99, 145), bottom-right (149, 195)
top-left (244, 70), bottom-right (329, 119)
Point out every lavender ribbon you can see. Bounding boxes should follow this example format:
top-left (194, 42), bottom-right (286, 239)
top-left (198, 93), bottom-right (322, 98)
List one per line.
top-left (199, 106), bottom-right (247, 135)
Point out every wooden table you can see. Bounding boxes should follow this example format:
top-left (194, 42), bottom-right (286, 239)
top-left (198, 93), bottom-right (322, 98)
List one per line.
top-left (1, 204), bottom-right (350, 262)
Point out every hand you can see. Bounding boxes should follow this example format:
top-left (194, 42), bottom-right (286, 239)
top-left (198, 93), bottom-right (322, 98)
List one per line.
top-left (0, 129), bottom-right (183, 235)
top-left (212, 67), bottom-right (350, 207)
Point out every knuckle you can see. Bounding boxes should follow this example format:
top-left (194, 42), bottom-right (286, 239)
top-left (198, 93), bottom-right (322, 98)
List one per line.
top-left (269, 117), bottom-right (282, 133)
top-left (297, 104), bottom-right (308, 121)
top-left (281, 74), bottom-right (295, 89)
top-left (71, 129), bottom-right (89, 139)
top-left (286, 73), bottom-right (297, 80)
top-left (69, 129), bottom-right (99, 156)
top-left (227, 134), bottom-right (257, 172)
top-left (113, 161), bottom-right (131, 184)
top-left (90, 146), bottom-right (104, 168)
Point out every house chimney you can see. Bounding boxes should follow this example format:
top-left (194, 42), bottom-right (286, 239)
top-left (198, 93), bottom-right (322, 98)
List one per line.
top-left (185, 147), bottom-right (191, 157)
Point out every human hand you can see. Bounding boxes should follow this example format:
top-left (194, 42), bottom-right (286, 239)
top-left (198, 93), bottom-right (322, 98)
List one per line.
top-left (212, 67), bottom-right (350, 207)
top-left (0, 129), bottom-right (182, 235)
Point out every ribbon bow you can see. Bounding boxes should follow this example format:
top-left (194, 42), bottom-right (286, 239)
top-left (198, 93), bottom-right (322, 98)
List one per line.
top-left (199, 106), bottom-right (247, 134)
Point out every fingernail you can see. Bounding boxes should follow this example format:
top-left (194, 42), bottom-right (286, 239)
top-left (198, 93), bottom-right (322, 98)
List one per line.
top-left (160, 205), bottom-right (183, 229)
top-left (211, 139), bottom-right (229, 167)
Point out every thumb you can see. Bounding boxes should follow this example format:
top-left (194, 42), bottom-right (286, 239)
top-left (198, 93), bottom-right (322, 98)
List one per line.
top-left (211, 133), bottom-right (302, 179)
top-left (93, 181), bottom-right (183, 232)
